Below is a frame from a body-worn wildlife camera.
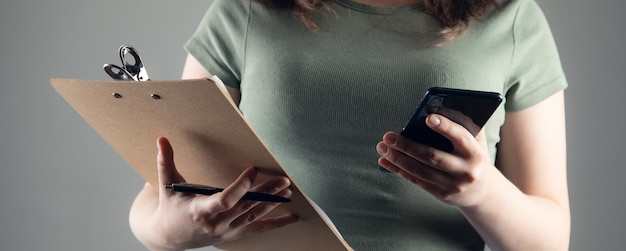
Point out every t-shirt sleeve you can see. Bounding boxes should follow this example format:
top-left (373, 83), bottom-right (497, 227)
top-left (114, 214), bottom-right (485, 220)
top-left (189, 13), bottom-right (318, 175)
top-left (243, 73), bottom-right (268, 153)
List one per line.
top-left (504, 0), bottom-right (568, 112)
top-left (184, 0), bottom-right (249, 89)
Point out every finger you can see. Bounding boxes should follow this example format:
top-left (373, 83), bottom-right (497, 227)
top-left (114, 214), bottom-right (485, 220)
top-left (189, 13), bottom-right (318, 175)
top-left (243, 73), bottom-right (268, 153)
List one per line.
top-left (381, 132), bottom-right (457, 174)
top-left (377, 149), bottom-right (450, 187)
top-left (423, 116), bottom-right (488, 183)
top-left (229, 188), bottom-right (293, 228)
top-left (378, 157), bottom-right (450, 200)
top-left (193, 167), bottom-right (258, 214)
top-left (234, 213), bottom-right (299, 238)
top-left (249, 176), bottom-right (291, 194)
top-left (426, 115), bottom-right (488, 182)
top-left (425, 114), bottom-right (479, 156)
top-left (156, 137), bottom-right (186, 200)
top-left (216, 176), bottom-right (293, 224)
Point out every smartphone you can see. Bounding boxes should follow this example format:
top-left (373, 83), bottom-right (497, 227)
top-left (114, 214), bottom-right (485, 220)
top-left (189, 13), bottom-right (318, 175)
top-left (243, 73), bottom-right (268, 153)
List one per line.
top-left (400, 87), bottom-right (503, 153)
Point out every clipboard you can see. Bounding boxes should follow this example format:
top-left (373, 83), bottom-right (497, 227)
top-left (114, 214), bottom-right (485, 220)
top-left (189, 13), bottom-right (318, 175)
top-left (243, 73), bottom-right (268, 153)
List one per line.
top-left (50, 77), bottom-right (353, 251)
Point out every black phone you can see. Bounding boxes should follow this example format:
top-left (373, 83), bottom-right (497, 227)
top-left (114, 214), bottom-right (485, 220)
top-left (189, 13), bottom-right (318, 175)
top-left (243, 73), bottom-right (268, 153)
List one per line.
top-left (400, 87), bottom-right (503, 153)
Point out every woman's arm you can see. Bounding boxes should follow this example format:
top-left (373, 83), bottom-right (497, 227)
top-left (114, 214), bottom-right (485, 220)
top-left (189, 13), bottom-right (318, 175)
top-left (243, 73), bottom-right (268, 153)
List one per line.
top-left (181, 54), bottom-right (242, 104)
top-left (460, 91), bottom-right (569, 250)
top-left (377, 91), bottom-right (570, 250)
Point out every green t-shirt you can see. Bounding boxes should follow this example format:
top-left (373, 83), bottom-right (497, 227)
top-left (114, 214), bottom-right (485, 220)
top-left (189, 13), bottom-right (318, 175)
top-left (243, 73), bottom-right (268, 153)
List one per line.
top-left (185, 0), bottom-right (567, 249)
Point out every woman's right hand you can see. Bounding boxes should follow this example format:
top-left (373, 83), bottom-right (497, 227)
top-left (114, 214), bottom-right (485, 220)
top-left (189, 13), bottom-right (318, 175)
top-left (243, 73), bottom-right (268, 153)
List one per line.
top-left (129, 137), bottom-right (298, 251)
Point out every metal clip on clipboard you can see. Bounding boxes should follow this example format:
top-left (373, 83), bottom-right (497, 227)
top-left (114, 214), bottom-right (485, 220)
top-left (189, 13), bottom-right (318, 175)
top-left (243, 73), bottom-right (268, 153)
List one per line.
top-left (103, 45), bottom-right (151, 81)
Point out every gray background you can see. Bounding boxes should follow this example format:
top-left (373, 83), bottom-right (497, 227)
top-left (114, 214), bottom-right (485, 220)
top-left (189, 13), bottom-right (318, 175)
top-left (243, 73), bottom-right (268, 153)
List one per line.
top-left (0, 0), bottom-right (622, 250)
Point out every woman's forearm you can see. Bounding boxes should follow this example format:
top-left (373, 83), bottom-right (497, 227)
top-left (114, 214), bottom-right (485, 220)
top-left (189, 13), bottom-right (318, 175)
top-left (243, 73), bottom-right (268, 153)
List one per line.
top-left (459, 169), bottom-right (570, 251)
top-left (129, 183), bottom-right (182, 251)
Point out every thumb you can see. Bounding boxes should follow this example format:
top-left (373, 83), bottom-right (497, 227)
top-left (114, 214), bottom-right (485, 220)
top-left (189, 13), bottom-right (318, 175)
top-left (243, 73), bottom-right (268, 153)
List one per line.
top-left (156, 137), bottom-right (186, 198)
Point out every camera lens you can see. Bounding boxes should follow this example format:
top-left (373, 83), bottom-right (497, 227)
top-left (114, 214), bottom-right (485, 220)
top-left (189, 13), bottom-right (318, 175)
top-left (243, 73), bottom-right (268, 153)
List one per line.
top-left (428, 96), bottom-right (444, 106)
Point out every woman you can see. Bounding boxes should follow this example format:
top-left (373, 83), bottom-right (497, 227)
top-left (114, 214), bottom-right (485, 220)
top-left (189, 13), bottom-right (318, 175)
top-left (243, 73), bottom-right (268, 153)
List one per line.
top-left (129, 0), bottom-right (570, 250)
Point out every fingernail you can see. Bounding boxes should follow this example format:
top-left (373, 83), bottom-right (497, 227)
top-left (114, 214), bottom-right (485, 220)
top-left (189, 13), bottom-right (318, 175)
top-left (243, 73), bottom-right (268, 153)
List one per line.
top-left (384, 133), bottom-right (397, 145)
top-left (429, 115), bottom-right (441, 127)
top-left (376, 143), bottom-right (388, 155)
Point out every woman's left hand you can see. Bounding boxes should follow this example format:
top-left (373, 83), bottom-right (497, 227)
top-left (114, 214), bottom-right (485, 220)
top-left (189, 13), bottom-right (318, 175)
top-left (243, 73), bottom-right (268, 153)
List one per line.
top-left (377, 114), bottom-right (496, 207)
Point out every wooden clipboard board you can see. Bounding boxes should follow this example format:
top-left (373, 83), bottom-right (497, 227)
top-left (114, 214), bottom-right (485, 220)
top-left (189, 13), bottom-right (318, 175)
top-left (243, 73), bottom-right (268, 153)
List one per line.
top-left (50, 77), bottom-right (353, 251)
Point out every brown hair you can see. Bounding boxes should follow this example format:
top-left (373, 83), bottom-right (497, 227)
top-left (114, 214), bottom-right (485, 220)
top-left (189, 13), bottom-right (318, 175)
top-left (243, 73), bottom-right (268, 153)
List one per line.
top-left (254, 0), bottom-right (500, 46)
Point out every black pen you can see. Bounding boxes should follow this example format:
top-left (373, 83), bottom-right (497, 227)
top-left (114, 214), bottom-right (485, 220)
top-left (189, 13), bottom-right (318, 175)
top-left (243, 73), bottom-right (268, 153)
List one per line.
top-left (165, 183), bottom-right (291, 203)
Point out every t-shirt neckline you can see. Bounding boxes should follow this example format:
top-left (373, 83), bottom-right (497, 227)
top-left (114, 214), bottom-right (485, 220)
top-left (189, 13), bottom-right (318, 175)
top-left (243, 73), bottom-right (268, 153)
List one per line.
top-left (334, 0), bottom-right (420, 15)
